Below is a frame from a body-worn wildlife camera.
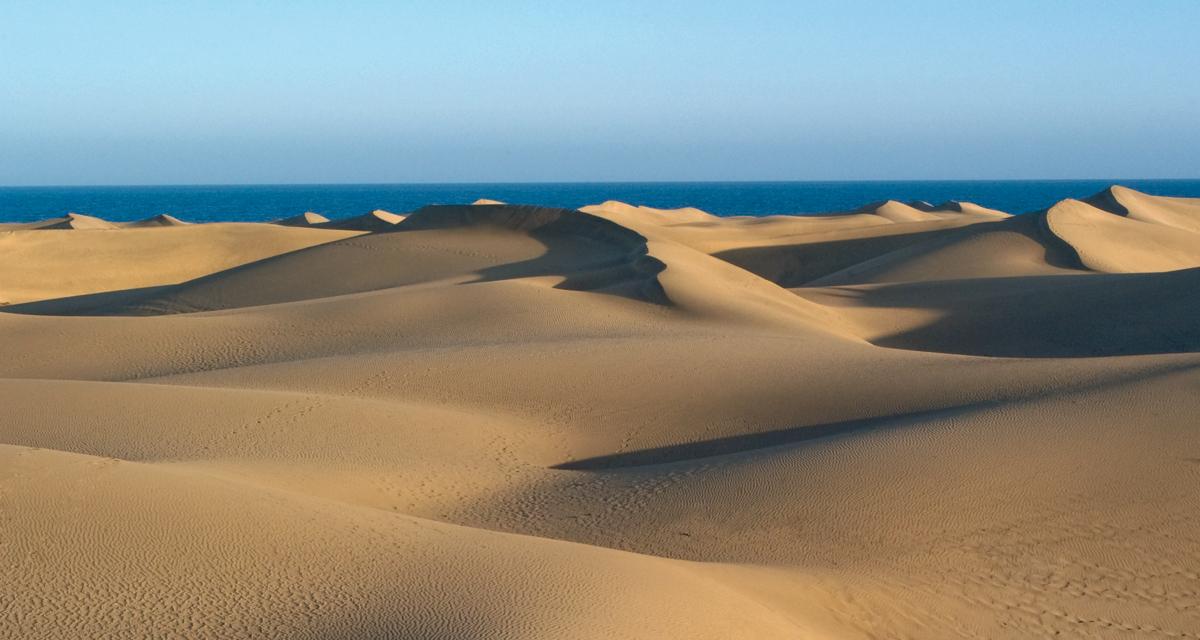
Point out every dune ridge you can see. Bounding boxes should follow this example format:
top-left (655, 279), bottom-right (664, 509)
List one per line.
top-left (2, 184), bottom-right (1198, 639)
top-left (4, 211), bottom-right (120, 230)
top-left (1044, 197), bottom-right (1200, 272)
top-left (274, 211), bottom-right (331, 227)
top-left (326, 208), bottom-right (407, 231)
top-left (123, 213), bottom-right (189, 227)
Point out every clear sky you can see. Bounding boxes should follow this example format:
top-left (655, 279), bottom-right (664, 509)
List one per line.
top-left (2, 1), bottom-right (1198, 185)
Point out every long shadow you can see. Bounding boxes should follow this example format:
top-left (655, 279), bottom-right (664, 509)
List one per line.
top-left (553, 404), bottom-right (984, 470)
top-left (0, 285), bottom-right (173, 315)
top-left (554, 358), bottom-right (1200, 471)
top-left (713, 213), bottom-right (1081, 289)
top-left (860, 268), bottom-right (1200, 357)
top-left (713, 226), bottom-right (965, 287)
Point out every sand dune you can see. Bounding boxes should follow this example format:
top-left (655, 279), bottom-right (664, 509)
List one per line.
top-left (856, 199), bottom-right (942, 222)
top-left (2, 185), bottom-right (1199, 639)
top-left (581, 199), bottom-right (720, 227)
top-left (72, 204), bottom-right (841, 333)
top-left (326, 208), bottom-right (407, 231)
top-left (274, 211), bottom-right (330, 226)
top-left (1045, 198), bottom-right (1200, 272)
top-left (809, 212), bottom-right (1083, 286)
top-left (80, 204), bottom-right (665, 314)
top-left (4, 211), bottom-right (120, 230)
top-left (1084, 184), bottom-right (1200, 233)
top-left (930, 200), bottom-right (1010, 217)
top-left (122, 213), bottom-right (189, 227)
top-left (0, 223), bottom-right (359, 307)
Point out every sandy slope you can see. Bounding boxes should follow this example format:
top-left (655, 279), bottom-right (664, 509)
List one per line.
top-left (2, 186), bottom-right (1198, 639)
top-left (1085, 184), bottom-right (1200, 233)
top-left (0, 223), bottom-right (359, 306)
top-left (1, 445), bottom-right (803, 640)
top-left (1046, 198), bottom-right (1200, 272)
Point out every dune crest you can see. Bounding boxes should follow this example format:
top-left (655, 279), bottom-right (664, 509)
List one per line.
top-left (12, 212), bottom-right (119, 230)
top-left (1082, 184), bottom-right (1200, 233)
top-left (854, 199), bottom-right (940, 222)
top-left (327, 209), bottom-right (406, 231)
top-left (1044, 196), bottom-right (1200, 273)
top-left (122, 213), bottom-right (189, 228)
top-left (274, 211), bottom-right (330, 226)
top-left (582, 200), bottom-right (719, 226)
top-left (930, 200), bottom-right (1010, 217)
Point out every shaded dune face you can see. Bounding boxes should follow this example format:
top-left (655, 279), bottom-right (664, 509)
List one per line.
top-left (323, 209), bottom-right (406, 231)
top-left (3, 186), bottom-right (1200, 639)
top-left (1043, 198), bottom-right (1200, 273)
top-left (56, 204), bottom-right (671, 315)
top-left (801, 267), bottom-right (1200, 357)
top-left (1083, 184), bottom-right (1200, 233)
top-left (400, 204), bottom-right (669, 304)
top-left (711, 207), bottom-right (1075, 288)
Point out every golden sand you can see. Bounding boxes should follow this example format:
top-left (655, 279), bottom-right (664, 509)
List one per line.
top-left (2, 187), bottom-right (1198, 638)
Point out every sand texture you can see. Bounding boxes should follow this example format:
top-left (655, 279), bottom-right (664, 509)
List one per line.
top-left (2, 186), bottom-right (1198, 639)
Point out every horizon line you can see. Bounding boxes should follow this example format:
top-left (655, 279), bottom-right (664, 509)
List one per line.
top-left (3, 177), bottom-right (1199, 189)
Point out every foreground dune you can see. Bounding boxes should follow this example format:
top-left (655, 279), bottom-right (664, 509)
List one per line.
top-left (2, 186), bottom-right (1198, 639)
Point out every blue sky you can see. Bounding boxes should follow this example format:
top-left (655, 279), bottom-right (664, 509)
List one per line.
top-left (1, 1), bottom-right (1197, 184)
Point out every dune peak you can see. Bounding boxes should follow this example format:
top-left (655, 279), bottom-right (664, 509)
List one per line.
top-left (275, 211), bottom-right (331, 227)
top-left (124, 213), bottom-right (189, 228)
top-left (22, 212), bottom-right (120, 230)
top-left (325, 209), bottom-right (406, 231)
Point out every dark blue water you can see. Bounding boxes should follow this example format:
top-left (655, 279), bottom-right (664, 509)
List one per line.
top-left (2, 180), bottom-right (1199, 223)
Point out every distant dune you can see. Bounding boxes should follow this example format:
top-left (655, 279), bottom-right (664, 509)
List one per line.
top-left (2, 185), bottom-right (1198, 639)
top-left (123, 213), bottom-right (189, 228)
top-left (325, 208), bottom-right (407, 231)
top-left (274, 211), bottom-right (330, 227)
top-left (2, 211), bottom-right (120, 230)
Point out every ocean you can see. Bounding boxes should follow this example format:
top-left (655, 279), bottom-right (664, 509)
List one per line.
top-left (2, 180), bottom-right (1199, 223)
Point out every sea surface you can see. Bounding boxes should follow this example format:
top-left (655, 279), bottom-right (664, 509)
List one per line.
top-left (2, 180), bottom-right (1199, 223)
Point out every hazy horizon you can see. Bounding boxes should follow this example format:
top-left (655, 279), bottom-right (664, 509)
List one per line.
top-left (7, 176), bottom-right (1200, 189)
top-left (3, 1), bottom-right (1198, 185)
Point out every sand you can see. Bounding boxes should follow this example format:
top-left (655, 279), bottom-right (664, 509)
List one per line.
top-left (326, 208), bottom-right (407, 231)
top-left (122, 213), bottom-right (190, 228)
top-left (274, 211), bottom-right (331, 226)
top-left (1, 185), bottom-right (1198, 639)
